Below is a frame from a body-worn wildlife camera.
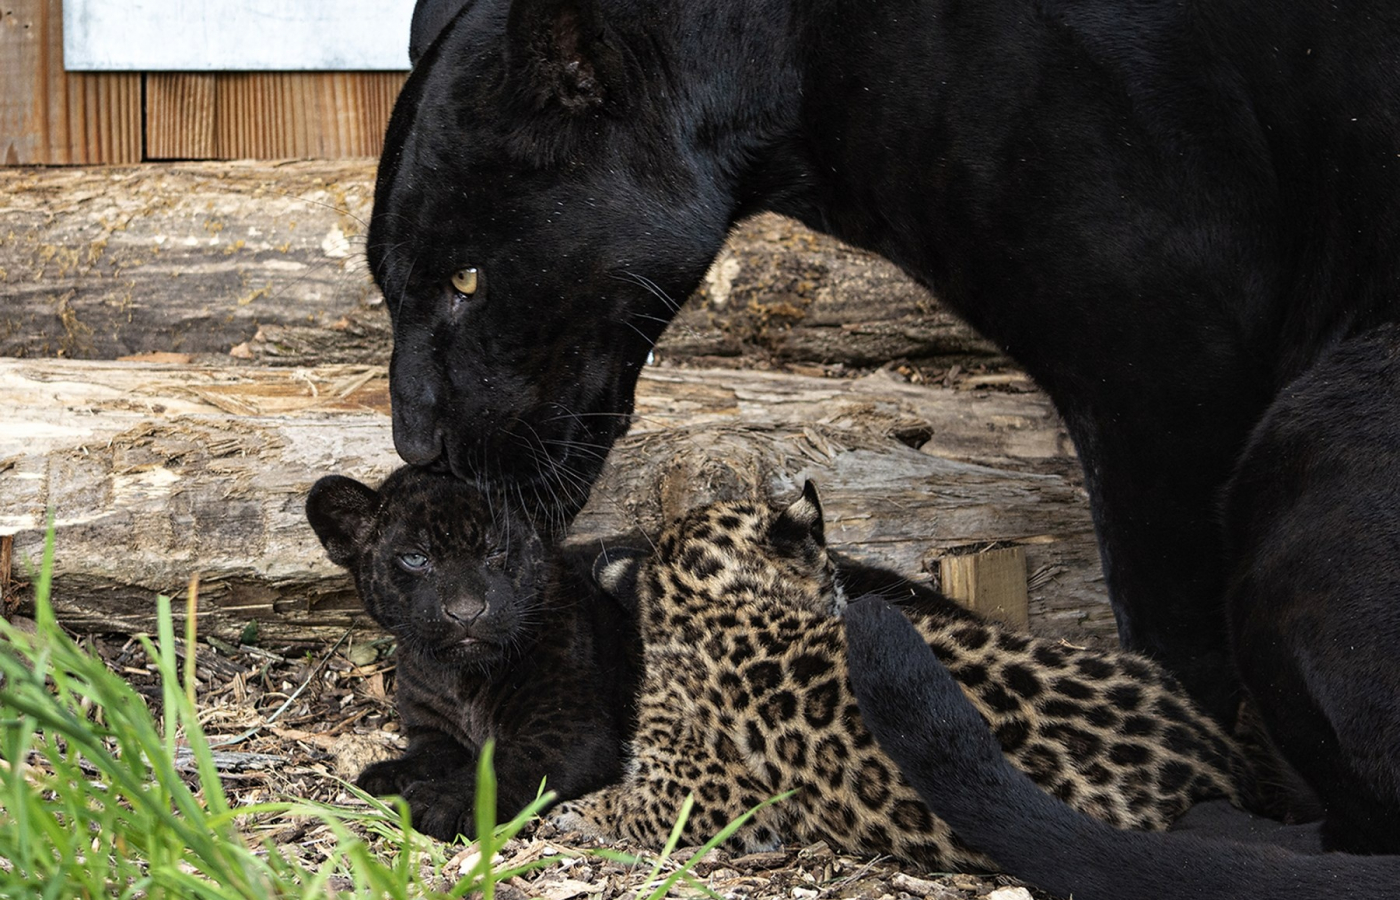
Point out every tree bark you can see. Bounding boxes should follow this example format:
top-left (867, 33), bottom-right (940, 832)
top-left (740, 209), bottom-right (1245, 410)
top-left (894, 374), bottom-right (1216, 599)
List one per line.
top-left (0, 162), bottom-right (380, 360)
top-left (0, 359), bottom-right (1108, 645)
top-left (0, 162), bottom-right (1001, 370)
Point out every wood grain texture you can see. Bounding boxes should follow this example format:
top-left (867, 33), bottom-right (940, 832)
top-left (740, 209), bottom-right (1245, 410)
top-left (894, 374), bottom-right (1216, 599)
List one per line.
top-left (146, 74), bottom-right (216, 160)
top-left (3, 3), bottom-right (402, 165)
top-left (144, 72), bottom-right (405, 161)
top-left (1, 0), bottom-right (140, 164)
top-left (0, 159), bottom-right (1000, 371)
top-left (940, 547), bottom-right (1031, 629)
top-left (0, 360), bottom-right (1106, 645)
top-left (0, 161), bottom-right (379, 359)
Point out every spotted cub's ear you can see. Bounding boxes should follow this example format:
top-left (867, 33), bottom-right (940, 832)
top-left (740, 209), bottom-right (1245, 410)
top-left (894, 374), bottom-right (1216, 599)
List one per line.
top-left (771, 480), bottom-right (826, 553)
top-left (306, 475), bottom-right (380, 567)
top-left (593, 547), bottom-right (646, 612)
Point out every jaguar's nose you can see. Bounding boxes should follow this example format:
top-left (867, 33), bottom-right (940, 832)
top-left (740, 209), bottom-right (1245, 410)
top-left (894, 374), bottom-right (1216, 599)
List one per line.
top-left (392, 412), bottom-right (445, 466)
top-left (389, 345), bottom-right (446, 465)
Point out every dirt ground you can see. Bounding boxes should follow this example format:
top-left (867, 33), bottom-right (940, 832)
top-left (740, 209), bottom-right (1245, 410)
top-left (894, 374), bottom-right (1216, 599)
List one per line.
top-left (33, 620), bottom-right (1050, 900)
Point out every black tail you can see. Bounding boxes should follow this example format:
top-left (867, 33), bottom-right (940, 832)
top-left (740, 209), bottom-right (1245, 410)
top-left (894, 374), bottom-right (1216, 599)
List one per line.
top-left (842, 597), bottom-right (1398, 900)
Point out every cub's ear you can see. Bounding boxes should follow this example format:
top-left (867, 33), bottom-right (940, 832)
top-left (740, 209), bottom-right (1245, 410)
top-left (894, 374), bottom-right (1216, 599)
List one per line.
top-left (593, 547), bottom-right (646, 612)
top-left (505, 0), bottom-right (625, 113)
top-left (306, 475), bottom-right (380, 567)
top-left (771, 480), bottom-right (826, 553)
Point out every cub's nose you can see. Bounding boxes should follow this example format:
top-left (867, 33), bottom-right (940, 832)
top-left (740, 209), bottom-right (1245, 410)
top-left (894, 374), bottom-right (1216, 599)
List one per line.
top-left (442, 598), bottom-right (487, 628)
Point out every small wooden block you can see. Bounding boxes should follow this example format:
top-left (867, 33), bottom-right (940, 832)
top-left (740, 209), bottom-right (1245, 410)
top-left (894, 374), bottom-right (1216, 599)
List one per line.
top-left (0, 534), bottom-right (11, 604)
top-left (940, 546), bottom-right (1030, 629)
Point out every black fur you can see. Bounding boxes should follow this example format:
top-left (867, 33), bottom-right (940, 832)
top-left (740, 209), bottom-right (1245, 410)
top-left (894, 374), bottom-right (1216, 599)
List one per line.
top-left (370, 0), bottom-right (1400, 713)
top-left (1222, 323), bottom-right (1400, 853)
top-left (409, 0), bottom-right (470, 66)
top-left (844, 596), bottom-right (1400, 900)
top-left (306, 467), bottom-right (638, 841)
top-left (370, 0), bottom-right (1400, 857)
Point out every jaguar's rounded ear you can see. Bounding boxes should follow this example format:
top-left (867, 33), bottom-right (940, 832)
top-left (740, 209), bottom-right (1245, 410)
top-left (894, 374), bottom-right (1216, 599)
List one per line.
top-left (409, 0), bottom-right (474, 67)
top-left (505, 0), bottom-right (626, 114)
top-left (306, 475), bottom-right (380, 567)
top-left (593, 547), bottom-right (646, 611)
top-left (771, 479), bottom-right (826, 551)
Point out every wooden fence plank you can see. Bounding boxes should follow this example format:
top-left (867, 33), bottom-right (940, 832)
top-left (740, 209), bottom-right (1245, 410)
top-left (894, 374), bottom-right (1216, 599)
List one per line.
top-left (3, 3), bottom-right (404, 164)
top-left (147, 74), bottom-right (217, 160)
top-left (143, 72), bottom-right (405, 161)
top-left (210, 72), bottom-right (405, 160)
top-left (1, 0), bottom-right (140, 164)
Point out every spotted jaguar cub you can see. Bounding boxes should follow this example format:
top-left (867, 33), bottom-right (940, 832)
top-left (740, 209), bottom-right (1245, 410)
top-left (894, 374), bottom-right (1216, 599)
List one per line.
top-left (307, 466), bottom-right (639, 842)
top-left (550, 483), bottom-right (1250, 872)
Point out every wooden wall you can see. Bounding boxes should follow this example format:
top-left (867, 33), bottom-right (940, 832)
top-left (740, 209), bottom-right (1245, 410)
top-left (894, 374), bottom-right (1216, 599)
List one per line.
top-left (144, 73), bottom-right (405, 160)
top-left (1, 0), bottom-right (406, 164)
top-left (1, 0), bottom-right (141, 164)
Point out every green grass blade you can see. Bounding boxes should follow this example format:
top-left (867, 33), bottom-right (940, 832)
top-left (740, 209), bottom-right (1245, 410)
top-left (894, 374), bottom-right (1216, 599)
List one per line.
top-left (633, 792), bottom-right (696, 897)
top-left (638, 791), bottom-right (795, 900)
top-left (31, 512), bottom-right (56, 630)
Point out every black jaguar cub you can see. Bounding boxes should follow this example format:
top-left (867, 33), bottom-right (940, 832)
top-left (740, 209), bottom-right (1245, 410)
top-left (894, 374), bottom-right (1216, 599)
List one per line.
top-left (306, 466), bottom-right (638, 841)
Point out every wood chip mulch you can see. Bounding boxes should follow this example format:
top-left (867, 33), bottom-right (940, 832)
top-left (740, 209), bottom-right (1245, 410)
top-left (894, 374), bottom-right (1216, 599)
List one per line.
top-left (49, 622), bottom-right (1049, 900)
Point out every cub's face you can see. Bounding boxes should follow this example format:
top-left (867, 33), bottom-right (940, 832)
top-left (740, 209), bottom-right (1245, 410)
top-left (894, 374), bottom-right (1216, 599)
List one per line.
top-left (367, 0), bottom-right (736, 521)
top-left (307, 467), bottom-right (548, 669)
top-left (597, 481), bottom-right (845, 621)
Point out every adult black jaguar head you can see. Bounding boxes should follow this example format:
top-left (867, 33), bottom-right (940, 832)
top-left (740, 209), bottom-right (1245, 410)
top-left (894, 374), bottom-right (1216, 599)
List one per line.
top-left (306, 466), bottom-right (549, 670)
top-left (369, 0), bottom-right (804, 526)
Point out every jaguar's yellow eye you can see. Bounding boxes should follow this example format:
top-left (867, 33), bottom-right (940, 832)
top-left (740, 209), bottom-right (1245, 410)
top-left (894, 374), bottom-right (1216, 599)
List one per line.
top-left (451, 267), bottom-right (479, 296)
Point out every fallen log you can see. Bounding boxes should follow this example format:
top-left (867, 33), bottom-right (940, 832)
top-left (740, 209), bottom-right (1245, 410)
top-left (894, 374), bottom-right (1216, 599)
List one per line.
top-left (0, 358), bottom-right (1108, 645)
top-left (0, 162), bottom-right (380, 360)
top-left (0, 162), bottom-right (1001, 370)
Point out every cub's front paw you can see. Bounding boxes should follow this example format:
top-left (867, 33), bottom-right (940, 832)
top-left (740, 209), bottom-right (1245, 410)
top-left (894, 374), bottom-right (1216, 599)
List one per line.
top-left (356, 759), bottom-right (477, 841)
top-left (355, 757), bottom-right (421, 798)
top-left (400, 779), bottom-right (478, 842)
top-left (546, 802), bottom-right (595, 838)
top-left (546, 791), bottom-right (615, 841)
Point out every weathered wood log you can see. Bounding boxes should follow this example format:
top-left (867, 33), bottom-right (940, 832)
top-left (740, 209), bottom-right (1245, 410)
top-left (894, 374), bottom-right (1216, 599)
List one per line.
top-left (0, 358), bottom-right (1109, 645)
top-left (0, 162), bottom-right (381, 360)
top-left (0, 162), bottom-right (1001, 370)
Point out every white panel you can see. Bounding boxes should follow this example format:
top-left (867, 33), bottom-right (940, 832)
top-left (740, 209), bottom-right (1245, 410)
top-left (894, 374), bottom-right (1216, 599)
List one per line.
top-left (64, 0), bottom-right (418, 71)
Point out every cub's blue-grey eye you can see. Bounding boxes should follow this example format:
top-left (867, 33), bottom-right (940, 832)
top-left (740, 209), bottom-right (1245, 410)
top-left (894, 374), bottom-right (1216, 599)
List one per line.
top-left (398, 552), bottom-right (430, 572)
top-left (451, 267), bottom-right (479, 296)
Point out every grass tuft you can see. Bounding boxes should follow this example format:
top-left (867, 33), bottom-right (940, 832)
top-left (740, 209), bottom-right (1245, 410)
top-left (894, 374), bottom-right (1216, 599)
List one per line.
top-left (0, 525), bottom-right (791, 899)
top-left (0, 525), bottom-right (539, 899)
